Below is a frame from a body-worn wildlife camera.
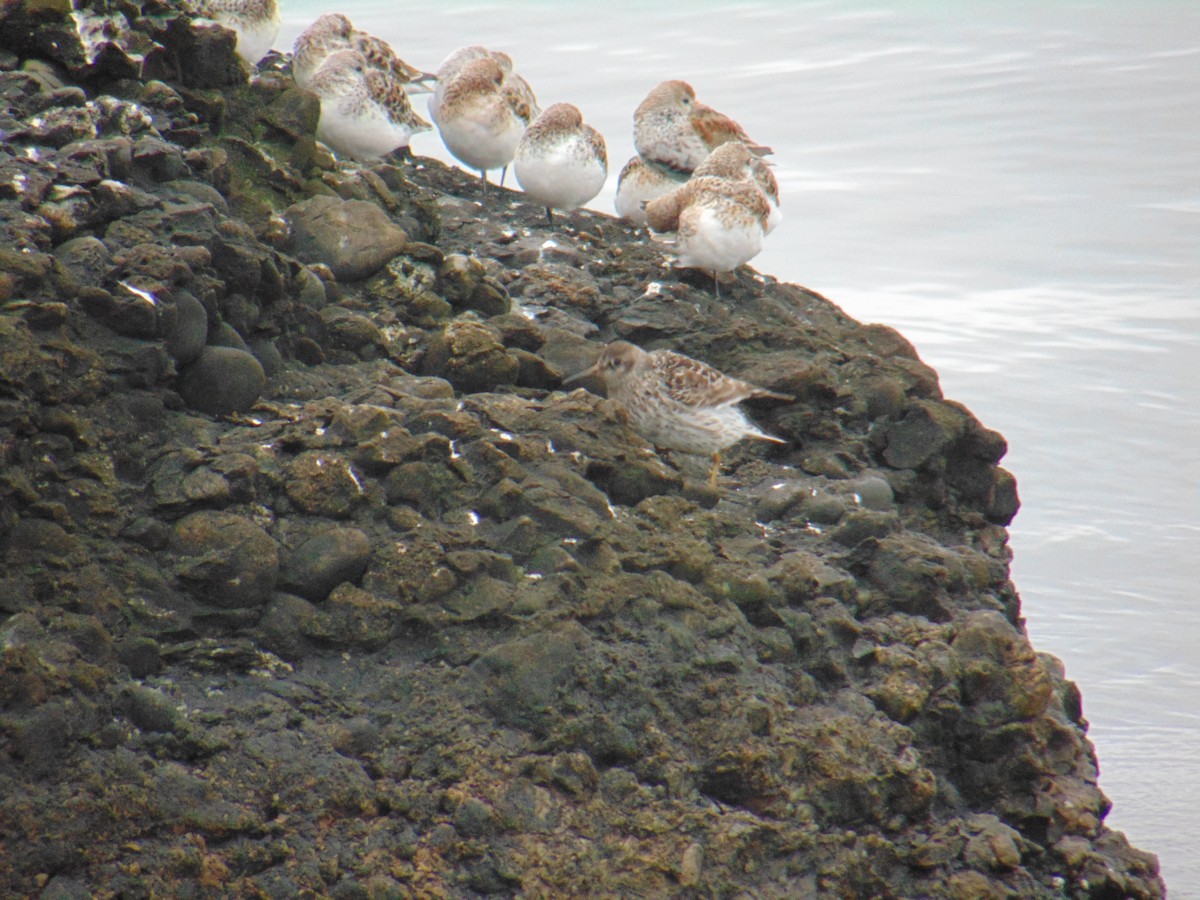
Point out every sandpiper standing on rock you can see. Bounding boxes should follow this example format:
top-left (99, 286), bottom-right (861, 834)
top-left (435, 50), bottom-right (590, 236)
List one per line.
top-left (633, 79), bottom-right (771, 177)
top-left (430, 47), bottom-right (540, 187)
top-left (514, 103), bottom-right (607, 225)
top-left (565, 340), bottom-right (792, 484)
top-left (308, 49), bottom-right (432, 161)
top-left (292, 13), bottom-right (434, 92)
top-left (643, 173), bottom-right (772, 296)
top-left (192, 0), bottom-right (280, 67)
top-left (430, 46), bottom-right (538, 122)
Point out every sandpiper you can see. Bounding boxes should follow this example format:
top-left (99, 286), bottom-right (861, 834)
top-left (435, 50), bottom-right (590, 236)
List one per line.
top-left (308, 49), bottom-right (432, 161)
top-left (514, 103), bottom-right (607, 224)
top-left (633, 79), bottom-right (771, 177)
top-left (565, 340), bottom-right (791, 483)
top-left (192, 0), bottom-right (280, 67)
top-left (643, 174), bottom-right (772, 295)
top-left (292, 13), bottom-right (434, 92)
top-left (429, 50), bottom-right (539, 186)
top-left (430, 46), bottom-right (538, 124)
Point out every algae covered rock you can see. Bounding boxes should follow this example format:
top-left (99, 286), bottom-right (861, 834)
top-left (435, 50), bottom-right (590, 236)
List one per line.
top-left (169, 510), bottom-right (279, 608)
top-left (285, 451), bottom-right (367, 519)
top-left (953, 610), bottom-right (1054, 726)
top-left (421, 320), bottom-right (520, 392)
top-left (284, 195), bottom-right (408, 281)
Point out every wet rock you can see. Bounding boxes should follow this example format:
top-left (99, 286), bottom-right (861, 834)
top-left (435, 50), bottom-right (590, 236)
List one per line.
top-left (319, 306), bottom-right (386, 358)
top-left (420, 320), bottom-right (520, 393)
top-left (863, 638), bottom-right (957, 725)
top-left (285, 451), bottom-right (366, 519)
top-left (306, 583), bottom-right (401, 650)
top-left (829, 508), bottom-right (899, 547)
top-left (467, 627), bottom-right (586, 732)
top-left (875, 399), bottom-right (966, 470)
top-left (385, 460), bottom-right (469, 516)
top-left (53, 234), bottom-right (112, 283)
top-left (550, 751), bottom-right (599, 798)
top-left (160, 289), bottom-right (209, 365)
top-left (20, 106), bottom-right (98, 148)
top-left (281, 527), bottom-right (372, 602)
top-left (986, 466), bottom-right (1020, 525)
top-left (516, 469), bottom-right (609, 540)
top-left (115, 683), bottom-right (184, 734)
top-left (369, 254), bottom-right (452, 324)
top-left (176, 346), bottom-right (266, 416)
top-left (0, 156), bottom-right (55, 209)
top-left (442, 575), bottom-right (516, 622)
top-left (256, 593), bottom-right (320, 661)
top-left (850, 474), bottom-right (895, 511)
top-left (77, 282), bottom-right (158, 338)
top-left (8, 699), bottom-right (97, 775)
top-left (963, 814), bottom-right (1023, 871)
top-left (94, 177), bottom-right (162, 219)
top-left (170, 510), bottom-right (279, 608)
top-left (953, 610), bottom-right (1054, 726)
top-left (167, 17), bottom-right (245, 88)
top-left (284, 195), bottom-right (408, 282)
top-left (853, 533), bottom-right (966, 621)
top-left (498, 779), bottom-right (560, 832)
top-left (131, 135), bottom-right (190, 182)
top-left (263, 84), bottom-right (321, 142)
top-left (6, 517), bottom-right (83, 565)
top-left (117, 636), bottom-right (162, 678)
top-left (208, 320), bottom-right (248, 352)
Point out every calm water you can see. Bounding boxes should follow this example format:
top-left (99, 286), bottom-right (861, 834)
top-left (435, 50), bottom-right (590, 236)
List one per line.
top-left (280, 1), bottom-right (1200, 889)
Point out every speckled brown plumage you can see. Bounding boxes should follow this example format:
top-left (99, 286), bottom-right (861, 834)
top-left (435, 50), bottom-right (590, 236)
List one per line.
top-left (633, 79), bottom-right (771, 177)
top-left (293, 13), bottom-right (433, 91)
top-left (566, 340), bottom-right (791, 482)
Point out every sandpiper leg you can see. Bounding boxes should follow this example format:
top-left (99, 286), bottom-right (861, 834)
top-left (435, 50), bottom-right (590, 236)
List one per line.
top-left (708, 452), bottom-right (721, 485)
top-left (545, 206), bottom-right (555, 226)
top-left (500, 164), bottom-right (508, 187)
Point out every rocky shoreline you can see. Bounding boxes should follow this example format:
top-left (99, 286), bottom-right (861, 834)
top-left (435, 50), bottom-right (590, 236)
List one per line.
top-left (0, 3), bottom-right (1164, 897)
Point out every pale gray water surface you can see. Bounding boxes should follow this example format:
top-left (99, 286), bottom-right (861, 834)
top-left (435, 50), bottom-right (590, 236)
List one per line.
top-left (280, 1), bottom-right (1200, 888)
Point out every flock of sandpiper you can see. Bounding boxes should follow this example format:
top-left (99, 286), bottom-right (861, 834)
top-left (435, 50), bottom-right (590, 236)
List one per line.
top-left (190, 0), bottom-right (793, 482)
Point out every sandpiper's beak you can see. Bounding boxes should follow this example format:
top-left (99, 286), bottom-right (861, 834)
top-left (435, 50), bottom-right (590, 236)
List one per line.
top-left (562, 362), bottom-right (600, 386)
